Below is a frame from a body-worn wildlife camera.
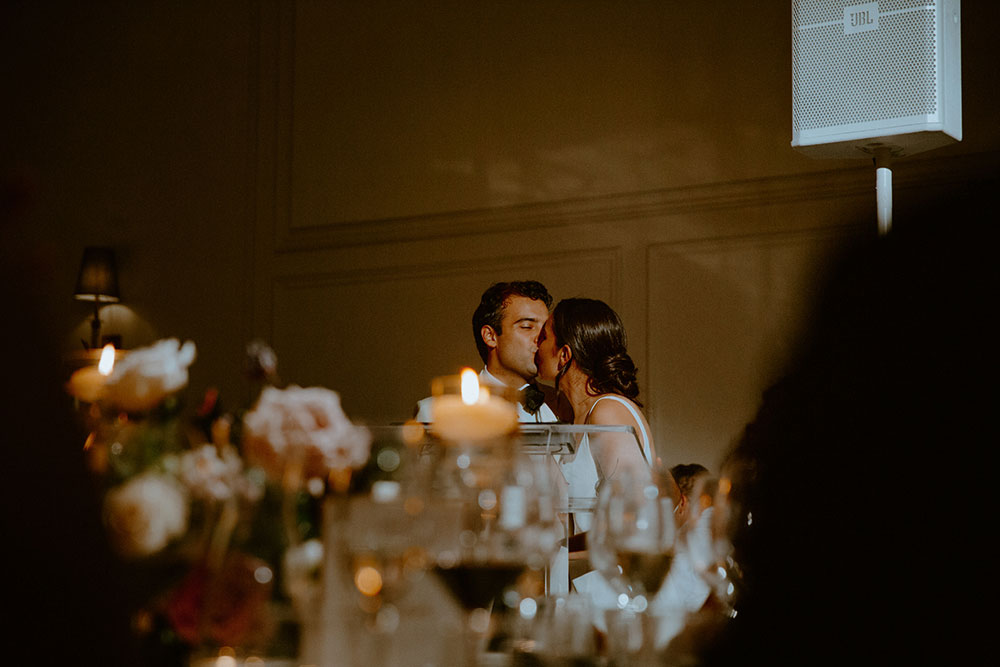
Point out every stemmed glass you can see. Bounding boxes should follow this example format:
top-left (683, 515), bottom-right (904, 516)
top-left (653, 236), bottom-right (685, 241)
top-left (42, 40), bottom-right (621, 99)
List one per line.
top-left (426, 441), bottom-right (563, 665)
top-left (681, 470), bottom-right (743, 618)
top-left (419, 372), bottom-right (562, 666)
top-left (588, 468), bottom-right (677, 664)
top-left (328, 424), bottom-right (434, 665)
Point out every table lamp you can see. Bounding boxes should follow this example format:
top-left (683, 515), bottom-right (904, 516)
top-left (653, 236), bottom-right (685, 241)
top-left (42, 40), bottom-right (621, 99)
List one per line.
top-left (74, 246), bottom-right (120, 349)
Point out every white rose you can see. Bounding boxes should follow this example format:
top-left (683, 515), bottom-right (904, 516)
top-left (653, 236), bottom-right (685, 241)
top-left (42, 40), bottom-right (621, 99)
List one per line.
top-left (103, 338), bottom-right (197, 412)
top-left (104, 473), bottom-right (189, 558)
top-left (242, 385), bottom-right (371, 481)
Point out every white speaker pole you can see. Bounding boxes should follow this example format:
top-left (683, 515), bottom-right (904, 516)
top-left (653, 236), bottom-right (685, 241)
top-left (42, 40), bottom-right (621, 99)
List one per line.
top-left (873, 147), bottom-right (892, 236)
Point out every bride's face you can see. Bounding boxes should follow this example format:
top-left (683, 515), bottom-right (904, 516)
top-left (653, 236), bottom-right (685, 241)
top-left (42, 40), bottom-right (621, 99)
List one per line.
top-left (535, 316), bottom-right (561, 382)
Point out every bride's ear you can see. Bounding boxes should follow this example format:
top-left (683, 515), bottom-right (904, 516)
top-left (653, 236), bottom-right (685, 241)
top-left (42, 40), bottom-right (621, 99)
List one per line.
top-left (558, 345), bottom-right (572, 370)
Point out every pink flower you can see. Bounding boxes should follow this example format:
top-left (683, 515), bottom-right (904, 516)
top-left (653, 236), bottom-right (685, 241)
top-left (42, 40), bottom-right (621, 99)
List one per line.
top-left (177, 444), bottom-right (244, 501)
top-left (242, 385), bottom-right (371, 481)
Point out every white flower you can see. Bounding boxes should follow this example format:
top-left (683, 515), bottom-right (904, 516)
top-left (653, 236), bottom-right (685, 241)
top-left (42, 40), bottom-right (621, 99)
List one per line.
top-left (103, 338), bottom-right (197, 412)
top-left (242, 385), bottom-right (371, 481)
top-left (177, 444), bottom-right (243, 501)
top-left (104, 473), bottom-right (189, 558)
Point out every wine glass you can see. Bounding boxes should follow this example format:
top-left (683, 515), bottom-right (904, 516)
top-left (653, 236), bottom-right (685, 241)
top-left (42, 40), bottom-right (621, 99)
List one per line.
top-left (681, 469), bottom-right (744, 618)
top-left (588, 468), bottom-right (677, 663)
top-left (418, 422), bottom-right (563, 665)
top-left (429, 445), bottom-right (565, 664)
top-left (326, 424), bottom-right (434, 665)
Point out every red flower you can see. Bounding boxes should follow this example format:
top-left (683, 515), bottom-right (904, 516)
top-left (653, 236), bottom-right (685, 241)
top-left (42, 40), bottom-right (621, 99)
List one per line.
top-left (166, 552), bottom-right (274, 647)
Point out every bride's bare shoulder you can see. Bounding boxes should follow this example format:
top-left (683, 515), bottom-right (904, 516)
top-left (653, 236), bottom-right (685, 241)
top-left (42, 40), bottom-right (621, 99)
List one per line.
top-left (587, 395), bottom-right (639, 426)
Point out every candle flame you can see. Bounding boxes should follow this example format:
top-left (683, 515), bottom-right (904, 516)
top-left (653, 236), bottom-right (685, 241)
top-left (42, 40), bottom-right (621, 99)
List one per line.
top-left (460, 368), bottom-right (479, 405)
top-left (98, 344), bottom-right (115, 376)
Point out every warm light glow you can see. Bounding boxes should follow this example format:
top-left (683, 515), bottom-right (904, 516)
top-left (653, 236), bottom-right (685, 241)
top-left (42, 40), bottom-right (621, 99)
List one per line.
top-left (460, 367), bottom-right (479, 405)
top-left (401, 419), bottom-right (425, 445)
top-left (98, 343), bottom-right (116, 376)
top-left (403, 496), bottom-right (424, 516)
top-left (355, 565), bottom-right (384, 596)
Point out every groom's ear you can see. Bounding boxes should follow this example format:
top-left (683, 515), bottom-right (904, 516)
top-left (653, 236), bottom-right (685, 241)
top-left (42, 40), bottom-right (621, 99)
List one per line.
top-left (481, 325), bottom-right (499, 351)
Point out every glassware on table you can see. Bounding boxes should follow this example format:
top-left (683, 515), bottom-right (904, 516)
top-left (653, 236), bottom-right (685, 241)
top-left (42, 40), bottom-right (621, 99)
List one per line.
top-left (428, 453), bottom-right (563, 665)
top-left (588, 468), bottom-right (677, 664)
top-left (316, 423), bottom-right (433, 666)
top-left (680, 466), bottom-right (745, 618)
top-left (509, 593), bottom-right (600, 666)
top-left (421, 370), bottom-right (560, 665)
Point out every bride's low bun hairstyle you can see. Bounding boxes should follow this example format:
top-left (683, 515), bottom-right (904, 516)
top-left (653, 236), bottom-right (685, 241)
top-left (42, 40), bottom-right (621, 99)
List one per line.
top-left (552, 298), bottom-right (641, 405)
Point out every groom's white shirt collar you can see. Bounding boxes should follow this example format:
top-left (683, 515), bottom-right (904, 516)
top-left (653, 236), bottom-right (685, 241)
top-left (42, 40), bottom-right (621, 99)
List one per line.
top-left (480, 367), bottom-right (556, 423)
top-left (479, 366), bottom-right (529, 391)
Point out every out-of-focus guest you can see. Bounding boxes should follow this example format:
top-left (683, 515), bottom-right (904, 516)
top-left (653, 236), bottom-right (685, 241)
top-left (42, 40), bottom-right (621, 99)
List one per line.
top-left (670, 462), bottom-right (710, 527)
top-left (673, 181), bottom-right (999, 666)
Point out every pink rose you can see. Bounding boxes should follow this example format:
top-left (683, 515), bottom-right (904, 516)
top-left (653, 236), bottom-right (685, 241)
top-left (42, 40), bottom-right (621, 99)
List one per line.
top-left (242, 385), bottom-right (371, 481)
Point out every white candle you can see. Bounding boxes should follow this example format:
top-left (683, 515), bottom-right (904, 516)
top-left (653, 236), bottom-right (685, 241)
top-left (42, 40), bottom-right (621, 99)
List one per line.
top-left (431, 368), bottom-right (517, 441)
top-left (67, 344), bottom-right (116, 403)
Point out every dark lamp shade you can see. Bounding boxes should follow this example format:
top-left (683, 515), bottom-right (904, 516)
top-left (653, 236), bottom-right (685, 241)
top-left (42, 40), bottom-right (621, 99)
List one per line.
top-left (74, 247), bottom-right (120, 303)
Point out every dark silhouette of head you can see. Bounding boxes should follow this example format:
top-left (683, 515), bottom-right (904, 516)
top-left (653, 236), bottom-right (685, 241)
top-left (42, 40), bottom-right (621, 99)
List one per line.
top-left (695, 181), bottom-right (999, 665)
top-left (670, 462), bottom-right (709, 499)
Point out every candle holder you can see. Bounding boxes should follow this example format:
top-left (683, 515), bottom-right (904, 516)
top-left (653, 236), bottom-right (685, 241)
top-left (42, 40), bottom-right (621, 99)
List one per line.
top-left (427, 370), bottom-right (519, 442)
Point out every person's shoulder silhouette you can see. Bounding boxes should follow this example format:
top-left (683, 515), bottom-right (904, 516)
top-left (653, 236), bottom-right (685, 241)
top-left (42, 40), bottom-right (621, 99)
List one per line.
top-left (693, 181), bottom-right (999, 666)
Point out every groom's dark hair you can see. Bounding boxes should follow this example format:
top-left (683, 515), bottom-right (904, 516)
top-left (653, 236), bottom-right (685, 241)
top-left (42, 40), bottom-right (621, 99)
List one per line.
top-left (472, 281), bottom-right (552, 363)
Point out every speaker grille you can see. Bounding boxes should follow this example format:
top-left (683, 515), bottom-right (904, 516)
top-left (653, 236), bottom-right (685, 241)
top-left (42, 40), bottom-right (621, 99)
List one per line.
top-left (793, 1), bottom-right (939, 132)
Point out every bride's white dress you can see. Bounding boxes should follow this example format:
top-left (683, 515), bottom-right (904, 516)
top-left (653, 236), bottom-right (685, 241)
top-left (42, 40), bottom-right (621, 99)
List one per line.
top-left (553, 395), bottom-right (710, 646)
top-left (549, 395), bottom-right (653, 593)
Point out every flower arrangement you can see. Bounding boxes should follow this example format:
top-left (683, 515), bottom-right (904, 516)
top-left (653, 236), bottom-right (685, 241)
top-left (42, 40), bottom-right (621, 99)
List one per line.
top-left (243, 385), bottom-right (372, 485)
top-left (68, 337), bottom-right (372, 663)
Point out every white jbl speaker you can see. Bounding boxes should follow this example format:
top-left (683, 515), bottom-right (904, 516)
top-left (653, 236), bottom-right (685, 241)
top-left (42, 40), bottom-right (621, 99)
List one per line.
top-left (792, 0), bottom-right (962, 159)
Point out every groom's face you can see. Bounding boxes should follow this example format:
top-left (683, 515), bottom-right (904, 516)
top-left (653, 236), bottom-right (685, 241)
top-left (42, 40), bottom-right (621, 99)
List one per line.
top-left (493, 295), bottom-right (550, 383)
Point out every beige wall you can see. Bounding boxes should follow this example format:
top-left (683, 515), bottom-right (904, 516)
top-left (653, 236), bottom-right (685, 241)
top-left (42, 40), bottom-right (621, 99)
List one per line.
top-left (4, 0), bottom-right (257, 407)
top-left (5, 1), bottom-right (998, 472)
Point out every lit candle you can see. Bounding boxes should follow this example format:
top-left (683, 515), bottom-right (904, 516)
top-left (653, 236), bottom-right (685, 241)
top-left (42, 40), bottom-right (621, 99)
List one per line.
top-left (67, 344), bottom-right (116, 403)
top-left (431, 368), bottom-right (518, 441)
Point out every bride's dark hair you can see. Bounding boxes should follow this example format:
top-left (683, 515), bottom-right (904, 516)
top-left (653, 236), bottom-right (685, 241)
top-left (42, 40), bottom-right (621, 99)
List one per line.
top-left (552, 298), bottom-right (641, 405)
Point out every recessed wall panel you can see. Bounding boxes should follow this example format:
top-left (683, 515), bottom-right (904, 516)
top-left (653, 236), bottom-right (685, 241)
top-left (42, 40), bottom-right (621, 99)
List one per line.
top-left (647, 229), bottom-right (851, 471)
